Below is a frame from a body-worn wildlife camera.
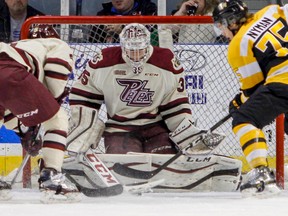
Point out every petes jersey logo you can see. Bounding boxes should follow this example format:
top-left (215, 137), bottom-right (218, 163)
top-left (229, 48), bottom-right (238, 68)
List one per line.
top-left (116, 78), bottom-right (154, 107)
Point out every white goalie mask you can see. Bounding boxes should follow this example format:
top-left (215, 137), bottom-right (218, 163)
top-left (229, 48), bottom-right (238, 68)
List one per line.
top-left (120, 23), bottom-right (151, 74)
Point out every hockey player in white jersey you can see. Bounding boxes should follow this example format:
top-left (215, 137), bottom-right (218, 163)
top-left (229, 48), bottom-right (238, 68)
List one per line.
top-left (0, 25), bottom-right (80, 201)
top-left (68, 23), bottom-right (224, 156)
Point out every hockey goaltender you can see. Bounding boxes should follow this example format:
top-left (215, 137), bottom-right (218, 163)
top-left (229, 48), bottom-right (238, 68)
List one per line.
top-left (65, 23), bottom-right (242, 196)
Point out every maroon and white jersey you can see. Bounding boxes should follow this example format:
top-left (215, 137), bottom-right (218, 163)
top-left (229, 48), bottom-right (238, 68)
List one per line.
top-left (70, 46), bottom-right (193, 133)
top-left (0, 38), bottom-right (74, 130)
top-left (0, 38), bottom-right (73, 99)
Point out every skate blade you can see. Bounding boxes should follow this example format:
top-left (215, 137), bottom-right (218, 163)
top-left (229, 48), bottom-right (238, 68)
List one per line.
top-left (241, 183), bottom-right (281, 198)
top-left (0, 189), bottom-right (12, 201)
top-left (40, 190), bottom-right (82, 204)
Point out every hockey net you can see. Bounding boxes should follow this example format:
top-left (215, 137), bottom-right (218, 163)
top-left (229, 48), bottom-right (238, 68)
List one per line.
top-left (19, 16), bottom-right (286, 186)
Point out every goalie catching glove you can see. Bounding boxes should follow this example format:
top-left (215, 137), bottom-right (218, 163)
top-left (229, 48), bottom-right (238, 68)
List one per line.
top-left (169, 118), bottom-right (225, 155)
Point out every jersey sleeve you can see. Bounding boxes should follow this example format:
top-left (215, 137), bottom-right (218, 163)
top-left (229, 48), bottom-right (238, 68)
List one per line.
top-left (227, 37), bottom-right (264, 96)
top-left (158, 68), bottom-right (193, 132)
top-left (43, 39), bottom-right (74, 99)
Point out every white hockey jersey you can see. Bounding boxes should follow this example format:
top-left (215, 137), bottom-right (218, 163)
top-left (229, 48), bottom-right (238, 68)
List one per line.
top-left (0, 38), bottom-right (74, 130)
top-left (70, 45), bottom-right (194, 133)
top-left (0, 38), bottom-right (74, 99)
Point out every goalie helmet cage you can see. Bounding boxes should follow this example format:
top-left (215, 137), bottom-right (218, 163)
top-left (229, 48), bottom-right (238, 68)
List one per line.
top-left (20, 16), bottom-right (285, 188)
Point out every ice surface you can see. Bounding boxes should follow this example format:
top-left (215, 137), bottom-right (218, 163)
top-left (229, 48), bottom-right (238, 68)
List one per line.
top-left (1, 189), bottom-right (288, 216)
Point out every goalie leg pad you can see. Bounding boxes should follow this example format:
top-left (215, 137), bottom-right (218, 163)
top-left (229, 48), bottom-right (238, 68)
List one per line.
top-left (99, 153), bottom-right (242, 192)
top-left (67, 106), bottom-right (104, 153)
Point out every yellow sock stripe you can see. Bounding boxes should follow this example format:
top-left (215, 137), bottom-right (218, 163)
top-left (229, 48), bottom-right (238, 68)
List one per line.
top-left (232, 123), bottom-right (268, 168)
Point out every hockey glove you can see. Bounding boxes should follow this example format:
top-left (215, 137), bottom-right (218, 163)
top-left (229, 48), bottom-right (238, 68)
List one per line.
top-left (229, 93), bottom-right (243, 114)
top-left (169, 118), bottom-right (225, 155)
top-left (19, 125), bottom-right (43, 156)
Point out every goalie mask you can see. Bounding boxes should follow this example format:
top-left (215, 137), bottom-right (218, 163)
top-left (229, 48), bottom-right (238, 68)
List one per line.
top-left (213, 0), bottom-right (248, 35)
top-left (28, 24), bottom-right (60, 39)
top-left (120, 23), bottom-right (151, 74)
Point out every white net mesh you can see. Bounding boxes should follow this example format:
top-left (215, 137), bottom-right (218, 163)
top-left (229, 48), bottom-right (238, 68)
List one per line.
top-left (21, 16), bottom-right (287, 174)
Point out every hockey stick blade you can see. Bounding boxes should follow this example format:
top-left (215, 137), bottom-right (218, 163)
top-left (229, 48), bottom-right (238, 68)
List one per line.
top-left (79, 184), bottom-right (123, 197)
top-left (112, 114), bottom-right (231, 180)
top-left (63, 168), bottom-right (123, 197)
top-left (113, 151), bottom-right (183, 179)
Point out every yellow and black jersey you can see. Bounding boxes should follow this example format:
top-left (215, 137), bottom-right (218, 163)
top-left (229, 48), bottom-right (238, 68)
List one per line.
top-left (228, 4), bottom-right (288, 97)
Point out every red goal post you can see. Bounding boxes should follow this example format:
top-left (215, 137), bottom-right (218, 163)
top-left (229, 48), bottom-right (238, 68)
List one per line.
top-left (20, 16), bottom-right (286, 187)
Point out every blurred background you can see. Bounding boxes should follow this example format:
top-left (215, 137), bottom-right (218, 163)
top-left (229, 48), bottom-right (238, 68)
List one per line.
top-left (0, 0), bottom-right (286, 16)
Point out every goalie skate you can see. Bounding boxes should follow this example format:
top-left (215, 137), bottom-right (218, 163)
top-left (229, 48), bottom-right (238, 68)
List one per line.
top-left (240, 166), bottom-right (281, 198)
top-left (38, 168), bottom-right (82, 203)
top-left (0, 180), bottom-right (12, 201)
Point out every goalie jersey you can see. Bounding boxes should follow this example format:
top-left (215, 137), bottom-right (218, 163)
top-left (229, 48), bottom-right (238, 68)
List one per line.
top-left (70, 46), bottom-right (193, 133)
top-left (227, 4), bottom-right (288, 97)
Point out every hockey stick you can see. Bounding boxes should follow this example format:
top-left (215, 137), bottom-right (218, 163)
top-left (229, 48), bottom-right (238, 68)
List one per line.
top-left (0, 152), bottom-right (32, 190)
top-left (63, 168), bottom-right (123, 197)
top-left (10, 153), bottom-right (31, 187)
top-left (112, 114), bottom-right (231, 179)
top-left (3, 123), bottom-right (44, 189)
top-left (64, 148), bottom-right (124, 197)
top-left (83, 148), bottom-right (123, 188)
top-left (63, 167), bottom-right (165, 196)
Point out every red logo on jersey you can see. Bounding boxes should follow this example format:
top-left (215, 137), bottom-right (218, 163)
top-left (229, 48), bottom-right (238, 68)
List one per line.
top-left (116, 79), bottom-right (154, 106)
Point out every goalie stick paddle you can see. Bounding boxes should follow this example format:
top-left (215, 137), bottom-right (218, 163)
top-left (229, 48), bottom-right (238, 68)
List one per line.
top-left (63, 168), bottom-right (123, 197)
top-left (112, 114), bottom-right (231, 179)
top-left (65, 148), bottom-right (124, 197)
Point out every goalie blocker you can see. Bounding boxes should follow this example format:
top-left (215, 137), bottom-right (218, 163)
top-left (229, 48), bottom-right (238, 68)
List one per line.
top-left (169, 118), bottom-right (226, 155)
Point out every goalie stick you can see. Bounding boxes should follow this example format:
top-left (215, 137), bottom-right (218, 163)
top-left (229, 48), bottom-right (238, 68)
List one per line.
top-left (112, 114), bottom-right (231, 179)
top-left (63, 167), bottom-right (165, 196)
top-left (63, 148), bottom-right (124, 197)
top-left (63, 168), bottom-right (123, 197)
